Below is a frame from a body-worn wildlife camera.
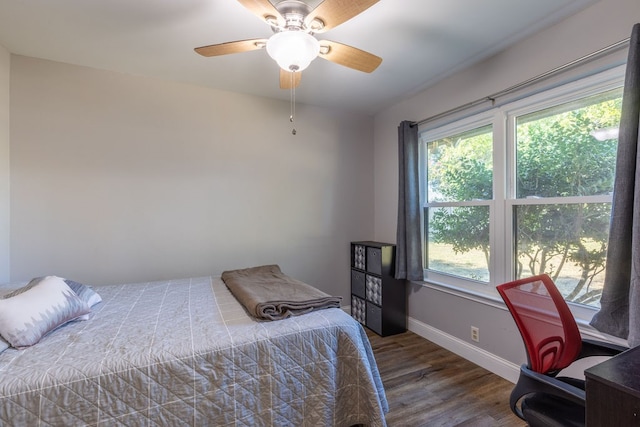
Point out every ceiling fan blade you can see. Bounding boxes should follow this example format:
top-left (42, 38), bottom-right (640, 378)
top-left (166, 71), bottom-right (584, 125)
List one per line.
top-left (305, 0), bottom-right (379, 33)
top-left (280, 70), bottom-right (301, 89)
top-left (236, 0), bottom-right (284, 26)
top-left (194, 39), bottom-right (267, 57)
top-left (319, 40), bottom-right (382, 73)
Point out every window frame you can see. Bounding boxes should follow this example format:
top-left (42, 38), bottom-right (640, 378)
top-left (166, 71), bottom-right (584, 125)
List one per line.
top-left (421, 112), bottom-right (498, 292)
top-left (418, 65), bottom-right (626, 322)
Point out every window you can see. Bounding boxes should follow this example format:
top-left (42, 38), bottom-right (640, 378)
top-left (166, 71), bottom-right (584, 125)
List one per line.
top-left (426, 124), bottom-right (493, 283)
top-left (419, 67), bottom-right (624, 315)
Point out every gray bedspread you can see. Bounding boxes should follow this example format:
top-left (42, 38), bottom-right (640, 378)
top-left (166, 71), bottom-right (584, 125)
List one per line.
top-left (0, 277), bottom-right (388, 426)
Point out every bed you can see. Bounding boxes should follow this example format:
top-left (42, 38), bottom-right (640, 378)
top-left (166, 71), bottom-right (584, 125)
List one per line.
top-left (0, 276), bottom-right (388, 426)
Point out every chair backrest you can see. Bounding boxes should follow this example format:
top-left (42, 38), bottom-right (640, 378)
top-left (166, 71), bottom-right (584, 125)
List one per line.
top-left (497, 274), bottom-right (582, 374)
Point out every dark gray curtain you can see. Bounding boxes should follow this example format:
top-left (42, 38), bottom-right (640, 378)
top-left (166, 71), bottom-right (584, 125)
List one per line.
top-left (590, 23), bottom-right (640, 346)
top-left (395, 121), bottom-right (424, 281)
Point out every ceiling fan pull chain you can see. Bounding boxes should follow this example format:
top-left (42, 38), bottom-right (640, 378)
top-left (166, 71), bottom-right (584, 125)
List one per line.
top-left (290, 71), bottom-right (297, 135)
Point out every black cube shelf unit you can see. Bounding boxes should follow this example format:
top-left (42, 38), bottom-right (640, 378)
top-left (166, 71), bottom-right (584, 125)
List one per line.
top-left (350, 241), bottom-right (407, 336)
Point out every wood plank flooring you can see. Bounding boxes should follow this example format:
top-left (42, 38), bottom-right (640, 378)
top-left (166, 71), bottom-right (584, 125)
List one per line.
top-left (366, 329), bottom-right (526, 427)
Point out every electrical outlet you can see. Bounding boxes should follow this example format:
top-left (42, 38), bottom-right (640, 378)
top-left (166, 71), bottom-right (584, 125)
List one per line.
top-left (471, 326), bottom-right (479, 342)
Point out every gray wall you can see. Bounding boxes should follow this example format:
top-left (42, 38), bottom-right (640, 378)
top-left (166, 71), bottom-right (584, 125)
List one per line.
top-left (373, 0), bottom-right (638, 369)
top-left (0, 44), bottom-right (8, 284)
top-left (7, 55), bottom-right (375, 301)
top-left (3, 0), bottom-right (638, 376)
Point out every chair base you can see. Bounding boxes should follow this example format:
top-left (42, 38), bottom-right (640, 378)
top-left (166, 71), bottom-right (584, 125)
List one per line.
top-left (521, 393), bottom-right (585, 427)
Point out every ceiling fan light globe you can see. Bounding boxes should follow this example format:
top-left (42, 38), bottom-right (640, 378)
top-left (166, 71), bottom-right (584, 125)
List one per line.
top-left (266, 31), bottom-right (320, 72)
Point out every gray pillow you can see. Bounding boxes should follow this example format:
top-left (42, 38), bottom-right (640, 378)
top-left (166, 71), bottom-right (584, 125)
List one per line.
top-left (64, 279), bottom-right (102, 307)
top-left (63, 279), bottom-right (102, 321)
top-left (0, 276), bottom-right (90, 348)
top-left (1, 278), bottom-right (42, 299)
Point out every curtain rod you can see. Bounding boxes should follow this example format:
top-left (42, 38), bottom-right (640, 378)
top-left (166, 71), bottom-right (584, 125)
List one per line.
top-left (412, 37), bottom-right (631, 128)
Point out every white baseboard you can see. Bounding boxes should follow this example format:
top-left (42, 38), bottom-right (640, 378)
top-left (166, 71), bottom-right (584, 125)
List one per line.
top-left (344, 305), bottom-right (520, 383)
top-left (408, 317), bottom-right (520, 384)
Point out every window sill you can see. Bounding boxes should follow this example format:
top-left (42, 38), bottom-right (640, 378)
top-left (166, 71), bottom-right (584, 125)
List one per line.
top-left (410, 278), bottom-right (507, 310)
top-left (410, 278), bottom-right (629, 348)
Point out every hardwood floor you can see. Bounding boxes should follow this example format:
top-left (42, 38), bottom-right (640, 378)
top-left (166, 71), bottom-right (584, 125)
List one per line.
top-left (366, 329), bottom-right (526, 427)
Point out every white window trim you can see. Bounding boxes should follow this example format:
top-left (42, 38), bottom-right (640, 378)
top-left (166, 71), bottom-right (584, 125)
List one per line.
top-left (418, 64), bottom-right (626, 323)
top-left (420, 111), bottom-right (497, 294)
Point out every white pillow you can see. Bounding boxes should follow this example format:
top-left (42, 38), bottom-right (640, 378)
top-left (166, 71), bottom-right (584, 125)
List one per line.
top-left (0, 276), bottom-right (90, 348)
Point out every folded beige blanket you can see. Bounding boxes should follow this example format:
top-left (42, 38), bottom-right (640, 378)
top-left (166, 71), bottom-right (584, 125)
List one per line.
top-left (221, 265), bottom-right (342, 320)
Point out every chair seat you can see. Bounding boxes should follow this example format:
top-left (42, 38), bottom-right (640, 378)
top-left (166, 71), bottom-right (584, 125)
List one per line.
top-left (498, 275), bottom-right (625, 426)
top-left (521, 393), bottom-right (585, 427)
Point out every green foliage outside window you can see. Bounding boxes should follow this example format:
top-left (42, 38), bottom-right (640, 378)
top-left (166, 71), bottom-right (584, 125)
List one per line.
top-left (426, 90), bottom-right (622, 306)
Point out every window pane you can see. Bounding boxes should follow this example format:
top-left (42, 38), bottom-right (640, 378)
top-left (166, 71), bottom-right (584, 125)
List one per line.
top-left (427, 125), bottom-right (493, 202)
top-left (514, 203), bottom-right (610, 308)
top-left (426, 206), bottom-right (490, 282)
top-left (516, 89), bottom-right (622, 198)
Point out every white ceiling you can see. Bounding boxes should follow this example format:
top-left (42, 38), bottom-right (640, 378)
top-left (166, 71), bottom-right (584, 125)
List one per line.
top-left (0, 0), bottom-right (597, 115)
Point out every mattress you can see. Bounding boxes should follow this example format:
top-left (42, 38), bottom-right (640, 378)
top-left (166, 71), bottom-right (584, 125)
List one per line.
top-left (0, 277), bottom-right (388, 426)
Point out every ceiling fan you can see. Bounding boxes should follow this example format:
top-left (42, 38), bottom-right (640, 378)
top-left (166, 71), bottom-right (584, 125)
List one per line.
top-left (194, 0), bottom-right (383, 89)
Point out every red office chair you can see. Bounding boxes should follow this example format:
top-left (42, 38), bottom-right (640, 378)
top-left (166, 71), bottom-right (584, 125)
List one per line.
top-left (497, 274), bottom-right (626, 427)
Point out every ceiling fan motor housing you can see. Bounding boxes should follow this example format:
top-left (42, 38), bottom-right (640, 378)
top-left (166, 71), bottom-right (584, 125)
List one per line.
top-left (273, 1), bottom-right (313, 31)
